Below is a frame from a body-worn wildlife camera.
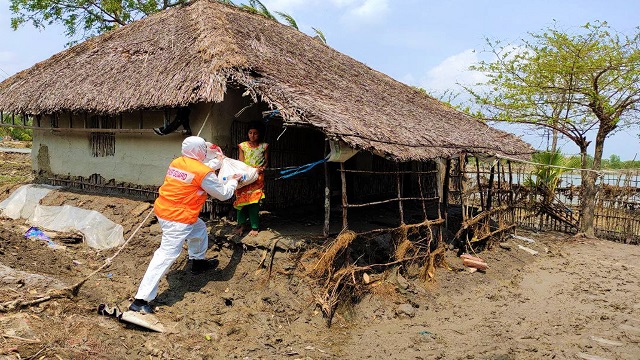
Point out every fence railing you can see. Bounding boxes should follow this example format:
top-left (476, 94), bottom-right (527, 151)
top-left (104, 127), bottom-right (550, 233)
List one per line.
top-left (508, 166), bottom-right (640, 244)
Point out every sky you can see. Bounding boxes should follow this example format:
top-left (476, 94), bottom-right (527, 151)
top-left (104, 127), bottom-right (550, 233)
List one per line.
top-left (1, 0), bottom-right (639, 159)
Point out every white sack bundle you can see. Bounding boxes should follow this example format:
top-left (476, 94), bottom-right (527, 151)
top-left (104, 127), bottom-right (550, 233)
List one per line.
top-left (218, 158), bottom-right (259, 188)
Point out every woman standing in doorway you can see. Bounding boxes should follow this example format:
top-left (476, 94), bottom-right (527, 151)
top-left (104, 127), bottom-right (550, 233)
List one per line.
top-left (234, 121), bottom-right (269, 236)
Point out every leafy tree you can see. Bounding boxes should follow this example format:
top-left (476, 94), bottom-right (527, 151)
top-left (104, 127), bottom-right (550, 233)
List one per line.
top-left (9, 0), bottom-right (186, 40)
top-left (608, 154), bottom-right (622, 169)
top-left (467, 21), bottom-right (640, 237)
top-left (9, 0), bottom-right (326, 44)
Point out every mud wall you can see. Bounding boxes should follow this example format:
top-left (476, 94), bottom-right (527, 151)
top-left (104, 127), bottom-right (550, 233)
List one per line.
top-left (31, 89), bottom-right (250, 187)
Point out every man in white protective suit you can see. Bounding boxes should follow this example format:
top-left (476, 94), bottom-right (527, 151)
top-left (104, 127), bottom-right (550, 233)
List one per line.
top-left (129, 136), bottom-right (242, 314)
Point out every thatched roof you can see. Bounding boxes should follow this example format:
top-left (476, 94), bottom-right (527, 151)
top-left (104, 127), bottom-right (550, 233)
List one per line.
top-left (0, 0), bottom-right (532, 160)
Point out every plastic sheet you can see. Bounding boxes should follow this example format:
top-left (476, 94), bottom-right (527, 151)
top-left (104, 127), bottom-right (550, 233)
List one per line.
top-left (30, 205), bottom-right (124, 250)
top-left (0, 184), bottom-right (58, 219)
top-left (0, 184), bottom-right (124, 250)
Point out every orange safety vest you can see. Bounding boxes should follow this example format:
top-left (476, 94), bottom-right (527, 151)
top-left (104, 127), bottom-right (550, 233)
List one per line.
top-left (154, 156), bottom-right (212, 224)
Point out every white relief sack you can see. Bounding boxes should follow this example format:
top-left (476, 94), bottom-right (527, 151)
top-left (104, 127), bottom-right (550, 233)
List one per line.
top-left (218, 158), bottom-right (259, 188)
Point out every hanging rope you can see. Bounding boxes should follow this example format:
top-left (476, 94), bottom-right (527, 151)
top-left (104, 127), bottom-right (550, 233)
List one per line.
top-left (262, 109), bottom-right (280, 123)
top-left (277, 155), bottom-right (330, 180)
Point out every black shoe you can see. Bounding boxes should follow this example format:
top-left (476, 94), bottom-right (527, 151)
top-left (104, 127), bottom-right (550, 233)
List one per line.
top-left (191, 258), bottom-right (219, 274)
top-left (128, 299), bottom-right (153, 314)
top-left (153, 128), bottom-right (165, 136)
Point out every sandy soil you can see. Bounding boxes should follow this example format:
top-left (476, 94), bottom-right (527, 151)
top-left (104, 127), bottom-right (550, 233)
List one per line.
top-left (1, 151), bottom-right (639, 360)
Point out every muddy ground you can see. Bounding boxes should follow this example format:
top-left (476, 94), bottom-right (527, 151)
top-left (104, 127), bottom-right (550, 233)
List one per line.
top-left (1, 150), bottom-right (639, 360)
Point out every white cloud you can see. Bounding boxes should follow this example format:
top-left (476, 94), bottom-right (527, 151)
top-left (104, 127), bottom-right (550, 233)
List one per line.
top-left (420, 49), bottom-right (487, 93)
top-left (262, 0), bottom-right (308, 11)
top-left (330, 0), bottom-right (359, 7)
top-left (347, 0), bottom-right (389, 23)
top-left (263, 0), bottom-right (388, 26)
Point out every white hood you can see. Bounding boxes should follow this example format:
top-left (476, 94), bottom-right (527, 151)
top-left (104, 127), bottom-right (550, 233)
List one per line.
top-left (181, 136), bottom-right (207, 161)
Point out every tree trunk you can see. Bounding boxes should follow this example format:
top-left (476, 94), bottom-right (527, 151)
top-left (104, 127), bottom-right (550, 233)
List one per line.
top-left (551, 129), bottom-right (558, 153)
top-left (579, 131), bottom-right (606, 237)
top-left (580, 169), bottom-right (597, 237)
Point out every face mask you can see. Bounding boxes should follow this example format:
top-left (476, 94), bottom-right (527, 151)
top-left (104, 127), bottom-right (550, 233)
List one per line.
top-left (207, 158), bottom-right (222, 171)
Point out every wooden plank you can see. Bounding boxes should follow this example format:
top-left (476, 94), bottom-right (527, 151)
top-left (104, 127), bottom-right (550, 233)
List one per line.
top-left (0, 123), bottom-right (157, 134)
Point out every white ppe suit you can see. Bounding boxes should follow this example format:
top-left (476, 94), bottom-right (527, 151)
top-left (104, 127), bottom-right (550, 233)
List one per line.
top-left (134, 136), bottom-right (238, 302)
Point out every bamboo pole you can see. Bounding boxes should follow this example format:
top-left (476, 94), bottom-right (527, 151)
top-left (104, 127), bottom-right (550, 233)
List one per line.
top-left (486, 163), bottom-right (495, 211)
top-left (417, 169), bottom-right (428, 221)
top-left (443, 158), bottom-right (451, 230)
top-left (475, 157), bottom-right (485, 211)
top-left (340, 169), bottom-right (437, 175)
top-left (0, 123), bottom-right (157, 134)
top-left (341, 162), bottom-right (348, 230)
top-left (357, 218), bottom-right (445, 236)
top-left (454, 205), bottom-right (510, 239)
top-left (344, 197), bottom-right (439, 208)
top-left (460, 155), bottom-right (467, 224)
top-left (323, 140), bottom-right (330, 238)
top-left (396, 162), bottom-right (404, 225)
top-left (508, 160), bottom-right (515, 226)
top-left (497, 161), bottom-right (503, 207)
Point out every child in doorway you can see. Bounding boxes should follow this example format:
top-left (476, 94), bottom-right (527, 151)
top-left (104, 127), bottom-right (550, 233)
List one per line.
top-left (234, 121), bottom-right (269, 236)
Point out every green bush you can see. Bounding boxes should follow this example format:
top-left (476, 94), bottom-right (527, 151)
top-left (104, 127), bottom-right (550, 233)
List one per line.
top-left (1, 114), bottom-right (33, 141)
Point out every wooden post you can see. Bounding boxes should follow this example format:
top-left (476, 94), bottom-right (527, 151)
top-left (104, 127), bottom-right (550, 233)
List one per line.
top-left (498, 161), bottom-right (504, 206)
top-left (323, 140), bottom-right (331, 238)
top-left (459, 155), bottom-right (468, 243)
top-left (508, 160), bottom-right (515, 225)
top-left (69, 113), bottom-right (73, 128)
top-left (417, 170), bottom-right (427, 221)
top-left (396, 162), bottom-right (404, 225)
top-left (486, 163), bottom-right (495, 211)
top-left (119, 114), bottom-right (123, 129)
top-left (340, 162), bottom-right (348, 230)
top-left (443, 158), bottom-right (451, 229)
top-left (475, 157), bottom-right (485, 211)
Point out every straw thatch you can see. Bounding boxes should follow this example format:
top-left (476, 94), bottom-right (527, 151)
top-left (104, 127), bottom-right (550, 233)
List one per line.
top-left (0, 0), bottom-right (532, 160)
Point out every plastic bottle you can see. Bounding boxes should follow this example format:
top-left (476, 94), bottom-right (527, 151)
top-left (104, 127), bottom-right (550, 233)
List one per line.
top-left (222, 174), bottom-right (246, 182)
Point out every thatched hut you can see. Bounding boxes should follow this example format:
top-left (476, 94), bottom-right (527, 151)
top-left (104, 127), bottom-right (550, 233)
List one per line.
top-left (0, 0), bottom-right (531, 239)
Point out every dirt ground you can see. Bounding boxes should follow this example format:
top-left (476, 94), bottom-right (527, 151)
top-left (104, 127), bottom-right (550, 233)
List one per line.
top-left (1, 150), bottom-right (639, 360)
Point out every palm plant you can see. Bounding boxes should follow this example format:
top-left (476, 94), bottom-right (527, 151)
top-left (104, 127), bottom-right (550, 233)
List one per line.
top-left (218, 0), bottom-right (327, 43)
top-left (525, 150), bottom-right (579, 203)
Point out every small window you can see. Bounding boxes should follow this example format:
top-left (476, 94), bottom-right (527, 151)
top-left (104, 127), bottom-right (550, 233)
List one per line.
top-left (50, 114), bottom-right (59, 128)
top-left (90, 115), bottom-right (116, 157)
